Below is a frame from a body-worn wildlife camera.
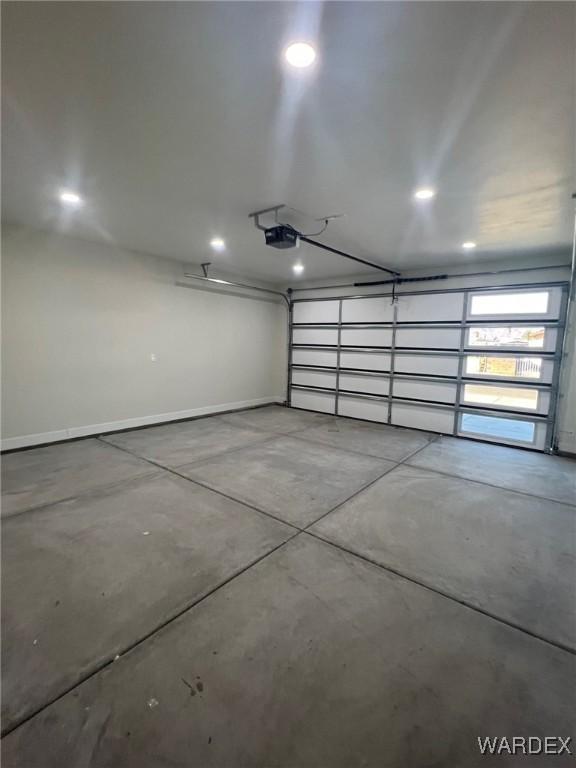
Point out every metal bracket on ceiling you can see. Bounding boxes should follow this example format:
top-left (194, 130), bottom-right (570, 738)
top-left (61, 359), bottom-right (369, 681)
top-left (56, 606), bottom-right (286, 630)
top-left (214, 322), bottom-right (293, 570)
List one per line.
top-left (248, 205), bottom-right (286, 232)
top-left (201, 262), bottom-right (211, 278)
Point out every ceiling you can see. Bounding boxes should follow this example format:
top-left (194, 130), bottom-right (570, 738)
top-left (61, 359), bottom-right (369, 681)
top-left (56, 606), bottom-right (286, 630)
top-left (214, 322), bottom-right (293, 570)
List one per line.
top-left (2, 1), bottom-right (574, 284)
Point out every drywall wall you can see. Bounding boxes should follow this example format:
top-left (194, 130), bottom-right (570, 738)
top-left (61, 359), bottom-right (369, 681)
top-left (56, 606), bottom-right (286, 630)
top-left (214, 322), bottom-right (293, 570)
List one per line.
top-left (556, 297), bottom-right (576, 454)
top-left (287, 259), bottom-right (575, 454)
top-left (1, 227), bottom-right (287, 448)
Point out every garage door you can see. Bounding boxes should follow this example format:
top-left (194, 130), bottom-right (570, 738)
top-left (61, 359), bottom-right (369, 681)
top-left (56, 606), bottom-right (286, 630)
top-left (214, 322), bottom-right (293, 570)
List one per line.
top-left (289, 284), bottom-right (568, 451)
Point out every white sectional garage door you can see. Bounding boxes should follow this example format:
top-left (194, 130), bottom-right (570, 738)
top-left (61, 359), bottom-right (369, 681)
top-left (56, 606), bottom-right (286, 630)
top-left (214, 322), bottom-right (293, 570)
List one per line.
top-left (289, 284), bottom-right (568, 451)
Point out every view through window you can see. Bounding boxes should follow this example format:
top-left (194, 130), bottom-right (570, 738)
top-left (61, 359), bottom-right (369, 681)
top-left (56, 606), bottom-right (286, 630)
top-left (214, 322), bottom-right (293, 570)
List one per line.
top-left (460, 413), bottom-right (536, 443)
top-left (463, 384), bottom-right (539, 411)
top-left (465, 355), bottom-right (542, 379)
top-left (468, 327), bottom-right (545, 348)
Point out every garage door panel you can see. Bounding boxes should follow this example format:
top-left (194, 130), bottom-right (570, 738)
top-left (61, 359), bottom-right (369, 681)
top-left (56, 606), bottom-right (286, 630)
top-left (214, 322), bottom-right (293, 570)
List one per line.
top-left (291, 369), bottom-right (337, 390)
top-left (341, 298), bottom-right (394, 323)
top-left (340, 351), bottom-right (391, 372)
top-left (393, 379), bottom-right (457, 404)
top-left (396, 327), bottom-right (460, 350)
top-left (292, 328), bottom-right (338, 345)
top-left (338, 395), bottom-right (388, 423)
top-left (397, 293), bottom-right (464, 322)
top-left (292, 349), bottom-right (337, 368)
top-left (392, 403), bottom-right (454, 433)
top-left (293, 301), bottom-right (340, 324)
top-left (291, 389), bottom-right (335, 414)
top-left (339, 373), bottom-right (389, 396)
top-left (395, 354), bottom-right (459, 377)
top-left (341, 327), bottom-right (392, 347)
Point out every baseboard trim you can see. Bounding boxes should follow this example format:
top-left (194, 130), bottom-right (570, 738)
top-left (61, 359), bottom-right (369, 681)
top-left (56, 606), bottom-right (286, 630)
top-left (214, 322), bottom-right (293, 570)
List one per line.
top-left (1, 397), bottom-right (284, 452)
top-left (556, 448), bottom-right (576, 459)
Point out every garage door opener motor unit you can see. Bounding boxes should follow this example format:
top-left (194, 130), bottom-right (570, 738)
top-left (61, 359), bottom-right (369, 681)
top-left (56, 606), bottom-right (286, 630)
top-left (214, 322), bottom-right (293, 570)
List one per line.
top-left (264, 225), bottom-right (300, 249)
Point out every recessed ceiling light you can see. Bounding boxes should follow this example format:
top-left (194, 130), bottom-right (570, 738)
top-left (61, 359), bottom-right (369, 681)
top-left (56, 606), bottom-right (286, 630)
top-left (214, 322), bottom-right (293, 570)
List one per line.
top-left (462, 241), bottom-right (477, 250)
top-left (284, 42), bottom-right (317, 69)
top-left (58, 189), bottom-right (84, 208)
top-left (413, 188), bottom-right (436, 201)
top-left (293, 263), bottom-right (305, 275)
top-left (210, 237), bottom-right (226, 252)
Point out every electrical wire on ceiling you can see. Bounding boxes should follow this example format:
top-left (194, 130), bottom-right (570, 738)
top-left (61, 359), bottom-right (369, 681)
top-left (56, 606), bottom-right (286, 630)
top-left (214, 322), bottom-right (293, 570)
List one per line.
top-left (274, 204), bottom-right (344, 237)
top-left (280, 219), bottom-right (329, 237)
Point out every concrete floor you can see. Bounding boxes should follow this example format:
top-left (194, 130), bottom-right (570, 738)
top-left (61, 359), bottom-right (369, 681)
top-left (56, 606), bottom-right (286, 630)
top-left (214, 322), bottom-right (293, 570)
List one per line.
top-left (1, 405), bottom-right (575, 766)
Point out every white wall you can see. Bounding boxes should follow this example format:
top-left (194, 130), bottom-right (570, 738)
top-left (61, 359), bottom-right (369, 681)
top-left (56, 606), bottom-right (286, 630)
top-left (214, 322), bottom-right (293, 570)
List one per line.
top-left (556, 297), bottom-right (576, 454)
top-left (1, 227), bottom-right (287, 448)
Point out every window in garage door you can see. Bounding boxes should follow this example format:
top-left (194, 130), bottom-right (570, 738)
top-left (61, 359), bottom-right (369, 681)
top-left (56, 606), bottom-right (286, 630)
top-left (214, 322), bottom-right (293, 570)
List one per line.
top-left (464, 355), bottom-right (544, 380)
top-left (460, 413), bottom-right (537, 445)
top-left (468, 291), bottom-right (551, 317)
top-left (462, 384), bottom-right (541, 412)
top-left (467, 326), bottom-right (551, 350)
